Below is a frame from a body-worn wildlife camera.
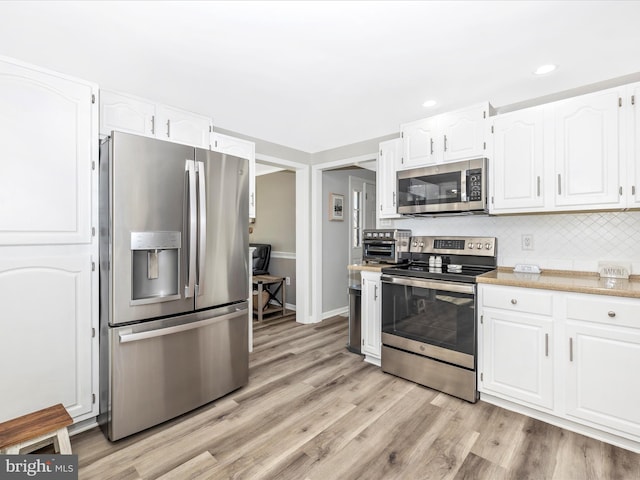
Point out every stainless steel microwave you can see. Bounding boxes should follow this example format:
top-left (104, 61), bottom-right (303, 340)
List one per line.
top-left (396, 158), bottom-right (488, 215)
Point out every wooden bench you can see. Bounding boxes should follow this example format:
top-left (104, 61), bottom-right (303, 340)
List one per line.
top-left (0, 404), bottom-right (73, 454)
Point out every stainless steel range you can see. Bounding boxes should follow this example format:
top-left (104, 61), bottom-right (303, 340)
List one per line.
top-left (380, 236), bottom-right (497, 403)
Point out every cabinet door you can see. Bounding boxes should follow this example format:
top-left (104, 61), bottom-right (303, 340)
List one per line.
top-left (490, 107), bottom-right (545, 212)
top-left (565, 321), bottom-right (640, 438)
top-left (439, 103), bottom-right (488, 163)
top-left (627, 83), bottom-right (640, 207)
top-left (0, 59), bottom-right (95, 245)
top-left (480, 308), bottom-right (553, 410)
top-left (400, 117), bottom-right (437, 168)
top-left (212, 132), bottom-right (256, 217)
top-left (157, 104), bottom-right (212, 149)
top-left (361, 272), bottom-right (381, 363)
top-left (377, 138), bottom-right (402, 218)
top-left (100, 90), bottom-right (156, 137)
top-left (0, 254), bottom-right (94, 422)
top-left (553, 88), bottom-right (622, 208)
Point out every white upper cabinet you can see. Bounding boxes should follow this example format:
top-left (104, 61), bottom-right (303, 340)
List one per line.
top-left (211, 132), bottom-right (256, 218)
top-left (99, 89), bottom-right (212, 149)
top-left (439, 103), bottom-right (490, 162)
top-left (627, 83), bottom-right (640, 207)
top-left (377, 138), bottom-right (402, 218)
top-left (400, 102), bottom-right (491, 169)
top-left (489, 84), bottom-right (640, 214)
top-left (553, 87), bottom-right (623, 209)
top-left (157, 104), bottom-right (212, 149)
top-left (0, 57), bottom-right (96, 245)
top-left (490, 105), bottom-right (546, 213)
top-left (100, 90), bottom-right (156, 137)
top-left (399, 117), bottom-right (437, 168)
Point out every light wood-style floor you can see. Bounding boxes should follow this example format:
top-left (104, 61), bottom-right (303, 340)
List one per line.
top-left (69, 315), bottom-right (640, 479)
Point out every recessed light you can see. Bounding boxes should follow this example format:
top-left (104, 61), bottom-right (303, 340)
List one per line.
top-left (534, 64), bottom-right (557, 75)
top-left (422, 100), bottom-right (437, 108)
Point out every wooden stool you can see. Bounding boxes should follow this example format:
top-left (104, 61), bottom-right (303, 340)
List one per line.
top-left (0, 404), bottom-right (73, 454)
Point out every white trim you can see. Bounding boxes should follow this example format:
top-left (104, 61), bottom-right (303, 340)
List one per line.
top-left (271, 251), bottom-right (296, 260)
top-left (311, 151), bottom-right (377, 324)
top-left (322, 306), bottom-right (349, 320)
top-left (254, 152), bottom-right (310, 325)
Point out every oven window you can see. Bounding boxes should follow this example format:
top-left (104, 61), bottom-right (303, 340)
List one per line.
top-left (398, 171), bottom-right (462, 207)
top-left (382, 281), bottom-right (475, 356)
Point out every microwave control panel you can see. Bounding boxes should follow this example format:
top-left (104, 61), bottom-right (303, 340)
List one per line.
top-left (467, 168), bottom-right (483, 202)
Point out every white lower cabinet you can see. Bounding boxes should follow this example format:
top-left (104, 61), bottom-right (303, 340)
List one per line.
top-left (479, 284), bottom-right (640, 448)
top-left (361, 271), bottom-right (381, 365)
top-left (480, 308), bottom-right (553, 410)
top-left (564, 294), bottom-right (640, 439)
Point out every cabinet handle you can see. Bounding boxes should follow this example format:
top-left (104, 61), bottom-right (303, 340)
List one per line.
top-left (633, 186), bottom-right (636, 195)
top-left (537, 176), bottom-right (541, 197)
top-left (430, 138), bottom-right (434, 155)
top-left (619, 186), bottom-right (623, 196)
top-left (557, 174), bottom-right (562, 195)
top-left (510, 299), bottom-right (517, 305)
top-left (166, 119), bottom-right (171, 138)
top-left (443, 135), bottom-right (448, 152)
top-left (380, 204), bottom-right (383, 211)
top-left (251, 192), bottom-right (255, 207)
top-left (608, 311), bottom-right (616, 318)
top-left (374, 285), bottom-right (378, 301)
top-left (569, 337), bottom-right (573, 362)
top-left (393, 191), bottom-right (396, 206)
top-left (545, 333), bottom-right (549, 357)
top-left (151, 115), bottom-right (155, 135)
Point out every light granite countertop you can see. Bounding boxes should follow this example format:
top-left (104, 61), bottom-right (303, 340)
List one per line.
top-left (347, 263), bottom-right (386, 273)
top-left (478, 268), bottom-right (640, 299)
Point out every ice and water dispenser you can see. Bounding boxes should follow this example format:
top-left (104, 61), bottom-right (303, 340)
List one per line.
top-left (130, 231), bottom-right (181, 304)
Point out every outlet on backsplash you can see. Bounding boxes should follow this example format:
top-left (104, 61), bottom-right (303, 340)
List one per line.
top-left (521, 234), bottom-right (534, 251)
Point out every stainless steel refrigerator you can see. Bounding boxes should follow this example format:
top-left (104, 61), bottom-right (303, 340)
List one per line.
top-left (98, 131), bottom-right (249, 441)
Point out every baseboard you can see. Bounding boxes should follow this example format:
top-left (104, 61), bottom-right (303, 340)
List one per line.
top-left (322, 306), bottom-right (348, 320)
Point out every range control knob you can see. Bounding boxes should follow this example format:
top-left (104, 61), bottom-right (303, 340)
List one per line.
top-left (467, 243), bottom-right (474, 249)
top-left (485, 243), bottom-right (492, 250)
top-left (476, 242), bottom-right (483, 249)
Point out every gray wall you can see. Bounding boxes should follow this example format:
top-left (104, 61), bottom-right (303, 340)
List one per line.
top-left (322, 168), bottom-right (376, 314)
top-left (249, 170), bottom-right (297, 305)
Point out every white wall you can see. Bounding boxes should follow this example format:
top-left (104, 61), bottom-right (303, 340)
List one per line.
top-left (387, 210), bottom-right (640, 273)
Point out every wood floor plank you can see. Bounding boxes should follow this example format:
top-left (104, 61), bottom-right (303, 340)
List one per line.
top-left (69, 316), bottom-right (640, 480)
top-left (155, 451), bottom-right (218, 480)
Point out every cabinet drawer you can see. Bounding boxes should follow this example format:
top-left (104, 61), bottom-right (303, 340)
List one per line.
top-left (566, 295), bottom-right (640, 328)
top-left (482, 286), bottom-right (553, 316)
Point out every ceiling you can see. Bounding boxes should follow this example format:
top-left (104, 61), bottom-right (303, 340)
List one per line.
top-left (1, 1), bottom-right (640, 153)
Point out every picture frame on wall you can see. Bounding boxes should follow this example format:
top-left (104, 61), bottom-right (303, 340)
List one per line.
top-left (329, 193), bottom-right (344, 221)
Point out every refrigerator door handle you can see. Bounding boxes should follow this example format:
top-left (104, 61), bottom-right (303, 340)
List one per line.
top-left (118, 307), bottom-right (247, 343)
top-left (196, 160), bottom-right (207, 296)
top-left (185, 159), bottom-right (197, 298)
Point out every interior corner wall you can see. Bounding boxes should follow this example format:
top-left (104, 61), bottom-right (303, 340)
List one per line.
top-left (250, 170), bottom-right (297, 305)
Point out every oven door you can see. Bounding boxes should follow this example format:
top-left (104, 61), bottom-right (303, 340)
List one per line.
top-left (381, 275), bottom-right (476, 369)
top-left (363, 240), bottom-right (396, 263)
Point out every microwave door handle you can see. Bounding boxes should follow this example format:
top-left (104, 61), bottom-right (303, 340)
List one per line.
top-left (461, 169), bottom-right (467, 202)
top-left (185, 159), bottom-right (197, 298)
top-left (196, 161), bottom-right (207, 297)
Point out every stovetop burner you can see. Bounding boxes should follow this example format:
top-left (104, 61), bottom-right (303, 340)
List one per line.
top-left (380, 235), bottom-right (497, 284)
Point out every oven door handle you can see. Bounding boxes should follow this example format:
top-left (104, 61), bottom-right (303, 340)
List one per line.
top-left (381, 275), bottom-right (476, 295)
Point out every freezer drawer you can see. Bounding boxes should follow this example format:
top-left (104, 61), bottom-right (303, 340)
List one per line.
top-left (104, 305), bottom-right (248, 440)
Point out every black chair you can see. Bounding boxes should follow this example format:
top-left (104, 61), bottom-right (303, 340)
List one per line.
top-left (250, 243), bottom-right (271, 276)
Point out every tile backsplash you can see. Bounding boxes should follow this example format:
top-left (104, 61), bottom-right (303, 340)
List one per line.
top-left (387, 211), bottom-right (640, 274)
